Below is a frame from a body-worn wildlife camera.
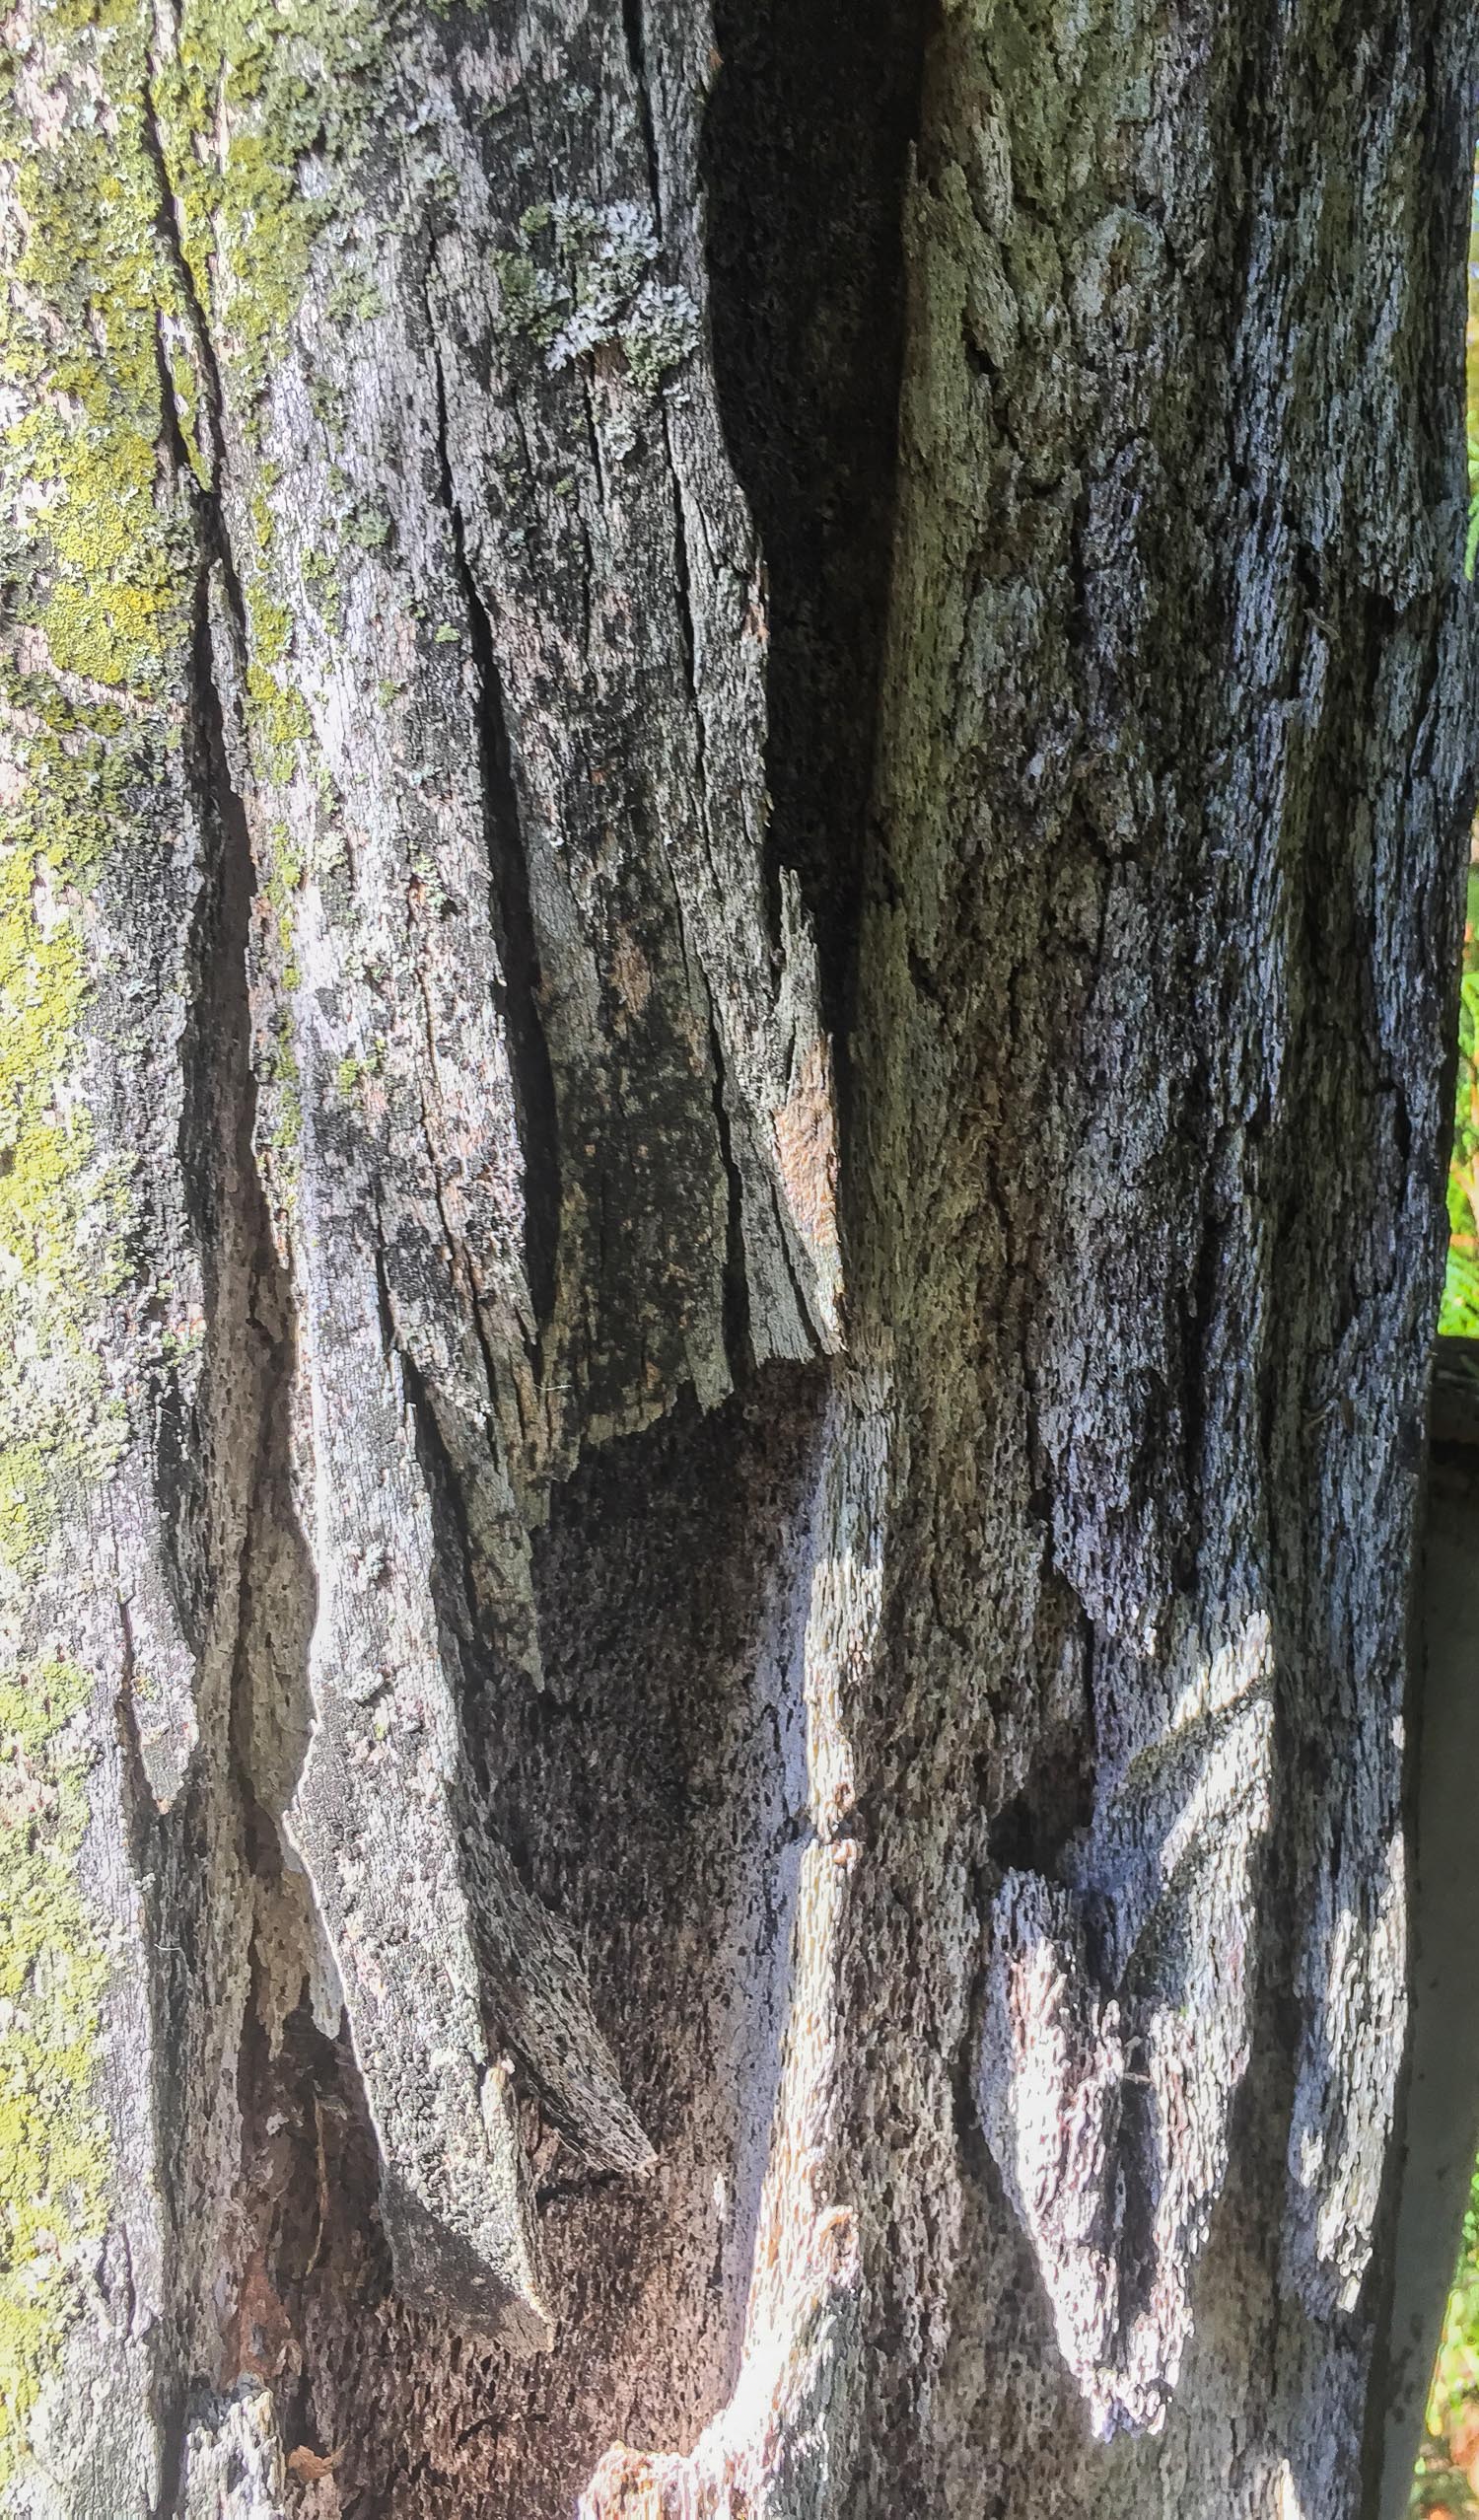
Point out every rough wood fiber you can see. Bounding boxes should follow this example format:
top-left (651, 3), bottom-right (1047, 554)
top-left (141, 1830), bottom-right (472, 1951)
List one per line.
top-left (836, 0), bottom-right (1479, 2509)
top-left (3, 0), bottom-right (886, 2500)
top-left (3, 0), bottom-right (1476, 2514)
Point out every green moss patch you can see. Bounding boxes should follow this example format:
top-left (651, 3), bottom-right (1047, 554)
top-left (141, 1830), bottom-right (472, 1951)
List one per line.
top-left (0, 1659), bottom-right (109, 2493)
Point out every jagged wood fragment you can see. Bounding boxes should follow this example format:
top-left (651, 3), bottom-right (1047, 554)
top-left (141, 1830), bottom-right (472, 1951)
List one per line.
top-left (168, 0), bottom-right (852, 2341)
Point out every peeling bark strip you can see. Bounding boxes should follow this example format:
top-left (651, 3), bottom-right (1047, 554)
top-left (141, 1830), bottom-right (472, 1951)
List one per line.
top-left (229, 0), bottom-right (845, 2359)
top-left (3, 0), bottom-right (1478, 2514)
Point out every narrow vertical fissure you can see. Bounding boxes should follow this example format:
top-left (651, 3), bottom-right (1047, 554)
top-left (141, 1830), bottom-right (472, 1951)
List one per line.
top-left (409, 967), bottom-right (525, 1454)
top-left (659, 446), bottom-right (752, 1377)
top-left (1110, 2051), bottom-right (1160, 2354)
top-left (151, 244), bottom-right (371, 2479)
top-left (432, 349), bottom-right (562, 1337)
top-left (139, 71), bottom-right (231, 506)
top-left (185, 569), bottom-right (355, 2454)
top-left (112, 1615), bottom-right (192, 2520)
top-left (664, 436), bottom-right (706, 797)
top-left (699, 0), bottom-right (930, 1062)
top-left (620, 0), bottom-right (663, 235)
top-left (707, 1015), bottom-right (752, 1381)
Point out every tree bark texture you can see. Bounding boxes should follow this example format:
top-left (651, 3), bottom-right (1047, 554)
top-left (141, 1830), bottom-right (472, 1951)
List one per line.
top-left (1, 1), bottom-right (1476, 2516)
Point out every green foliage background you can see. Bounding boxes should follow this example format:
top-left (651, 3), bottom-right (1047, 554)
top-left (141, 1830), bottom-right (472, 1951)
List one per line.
top-left (1439, 178), bottom-right (1479, 1337)
top-left (1405, 173), bottom-right (1479, 2520)
top-left (1440, 869), bottom-right (1479, 1335)
top-left (1410, 2163), bottom-right (1479, 2511)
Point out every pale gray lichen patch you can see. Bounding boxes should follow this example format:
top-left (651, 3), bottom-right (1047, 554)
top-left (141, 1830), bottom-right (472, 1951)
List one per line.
top-left (495, 197), bottom-right (699, 387)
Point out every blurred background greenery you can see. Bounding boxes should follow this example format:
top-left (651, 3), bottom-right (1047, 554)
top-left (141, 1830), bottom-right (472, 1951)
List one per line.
top-left (1410, 2166), bottom-right (1479, 2513)
top-left (1404, 170), bottom-right (1479, 2520)
top-left (1437, 857), bottom-right (1479, 1338)
top-left (1438, 178), bottom-right (1479, 1340)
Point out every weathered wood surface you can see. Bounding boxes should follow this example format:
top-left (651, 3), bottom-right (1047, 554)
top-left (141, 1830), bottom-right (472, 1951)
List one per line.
top-left (829, 6), bottom-right (1477, 2505)
top-left (2, 0), bottom-right (1476, 2513)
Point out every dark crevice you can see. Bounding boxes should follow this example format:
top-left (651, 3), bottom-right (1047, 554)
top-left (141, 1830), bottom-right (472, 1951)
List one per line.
top-left (139, 70), bottom-right (232, 505)
top-left (984, 1575), bottom-right (1095, 1884)
top-left (1110, 2055), bottom-right (1161, 2350)
top-left (534, 2164), bottom-right (627, 2209)
top-left (770, 1170), bottom-right (819, 1346)
top-left (410, 960), bottom-right (516, 1440)
top-left (986, 1720), bottom-right (1094, 1882)
top-left (432, 347), bottom-right (561, 1334)
top-left (112, 1608), bottom-right (188, 2520)
top-left (620, 0), bottom-right (663, 236)
top-left (225, 1164), bottom-right (318, 1902)
top-left (707, 1015), bottom-right (752, 1380)
top-left (391, 1312), bottom-right (486, 1670)
top-left (142, 460), bottom-right (337, 2500)
top-left (664, 418), bottom-right (707, 797)
top-left (112, 1597), bottom-right (163, 1883)
top-left (195, 619), bottom-right (336, 2284)
top-left (700, 0), bottom-right (931, 1067)
top-left (150, 443), bottom-right (252, 1646)
top-left (466, 628), bottom-right (562, 1338)
top-left (150, 2392), bottom-right (186, 2520)
top-left (164, 235), bottom-right (339, 2469)
top-left (152, 317), bottom-right (197, 506)
top-left (369, 1205), bottom-right (402, 1372)
top-left (390, 1329), bottom-right (639, 2164)
top-left (230, 1995), bottom-right (389, 2481)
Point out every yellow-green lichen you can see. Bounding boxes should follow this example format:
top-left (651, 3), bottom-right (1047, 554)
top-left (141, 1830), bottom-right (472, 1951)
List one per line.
top-left (0, 1659), bottom-right (109, 2495)
top-left (324, 269), bottom-right (386, 327)
top-left (259, 1011), bottom-right (303, 1211)
top-left (149, 0), bottom-right (402, 788)
top-left (0, 694), bottom-right (141, 1575)
top-left (259, 822), bottom-right (304, 988)
top-left (0, 4), bottom-right (205, 2478)
top-left (300, 543), bottom-right (343, 637)
top-left (0, 8), bottom-right (187, 1511)
top-left (0, 0), bottom-right (411, 2459)
top-left (0, 20), bottom-right (198, 701)
top-left (245, 658), bottom-right (314, 784)
top-left (149, 0), bottom-right (396, 410)
top-left (0, 1), bottom-right (196, 1558)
